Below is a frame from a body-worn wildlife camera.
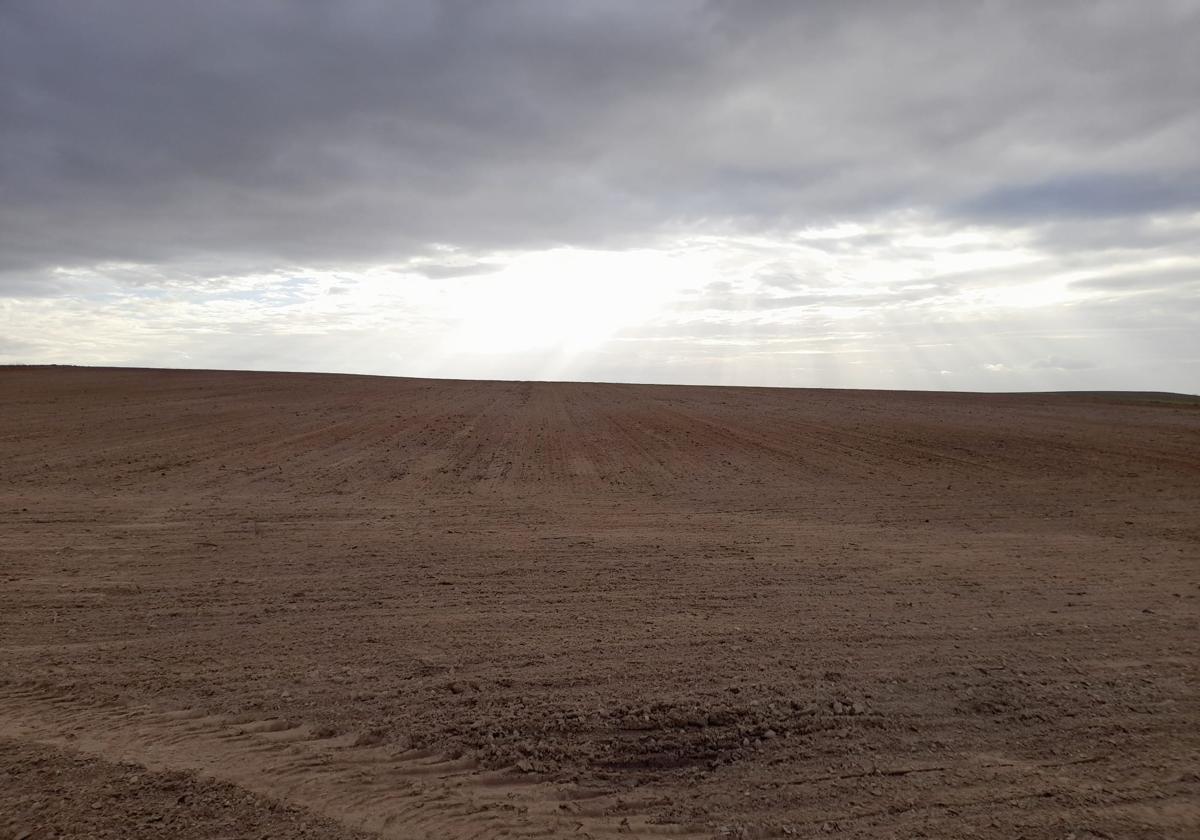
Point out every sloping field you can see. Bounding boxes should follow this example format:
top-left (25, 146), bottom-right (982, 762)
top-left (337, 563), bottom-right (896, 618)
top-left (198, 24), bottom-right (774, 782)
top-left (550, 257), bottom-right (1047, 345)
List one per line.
top-left (1, 366), bottom-right (1197, 839)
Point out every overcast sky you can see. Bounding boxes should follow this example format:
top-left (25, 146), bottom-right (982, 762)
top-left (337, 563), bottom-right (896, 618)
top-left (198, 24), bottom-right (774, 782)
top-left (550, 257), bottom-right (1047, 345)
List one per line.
top-left (2, 1), bottom-right (1198, 392)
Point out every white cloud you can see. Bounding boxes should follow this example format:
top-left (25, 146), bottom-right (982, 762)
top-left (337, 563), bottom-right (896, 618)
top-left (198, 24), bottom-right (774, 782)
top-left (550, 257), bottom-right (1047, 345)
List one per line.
top-left (3, 212), bottom-right (1196, 392)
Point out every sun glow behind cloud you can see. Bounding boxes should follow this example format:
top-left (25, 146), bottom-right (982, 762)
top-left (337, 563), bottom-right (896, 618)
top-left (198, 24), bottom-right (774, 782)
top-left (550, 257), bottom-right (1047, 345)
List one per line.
top-left (439, 248), bottom-right (713, 356)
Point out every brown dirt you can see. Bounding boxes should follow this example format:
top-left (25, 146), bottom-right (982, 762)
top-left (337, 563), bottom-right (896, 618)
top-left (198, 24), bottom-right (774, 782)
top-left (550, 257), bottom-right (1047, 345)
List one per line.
top-left (0, 737), bottom-right (371, 840)
top-left (1, 365), bottom-right (1197, 839)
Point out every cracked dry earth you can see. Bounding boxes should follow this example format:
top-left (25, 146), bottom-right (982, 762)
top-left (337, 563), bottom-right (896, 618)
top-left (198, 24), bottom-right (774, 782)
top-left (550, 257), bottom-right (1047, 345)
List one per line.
top-left (1, 366), bottom-right (1197, 839)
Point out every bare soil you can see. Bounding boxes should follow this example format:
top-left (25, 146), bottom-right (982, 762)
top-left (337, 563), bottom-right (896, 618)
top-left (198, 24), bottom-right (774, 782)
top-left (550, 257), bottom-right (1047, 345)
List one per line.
top-left (1, 366), bottom-right (1197, 839)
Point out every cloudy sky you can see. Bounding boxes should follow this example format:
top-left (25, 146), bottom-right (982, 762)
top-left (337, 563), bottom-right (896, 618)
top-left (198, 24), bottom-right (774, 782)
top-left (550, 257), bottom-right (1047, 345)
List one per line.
top-left (3, 1), bottom-right (1198, 392)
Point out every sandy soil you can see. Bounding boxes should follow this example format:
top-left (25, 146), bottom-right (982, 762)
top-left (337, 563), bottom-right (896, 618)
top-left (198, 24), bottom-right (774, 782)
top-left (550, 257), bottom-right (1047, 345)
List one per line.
top-left (1, 366), bottom-right (1197, 839)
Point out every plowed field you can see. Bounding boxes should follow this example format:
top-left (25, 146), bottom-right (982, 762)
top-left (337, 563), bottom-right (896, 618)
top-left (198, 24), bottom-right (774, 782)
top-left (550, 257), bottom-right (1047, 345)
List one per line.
top-left (1, 366), bottom-right (1197, 838)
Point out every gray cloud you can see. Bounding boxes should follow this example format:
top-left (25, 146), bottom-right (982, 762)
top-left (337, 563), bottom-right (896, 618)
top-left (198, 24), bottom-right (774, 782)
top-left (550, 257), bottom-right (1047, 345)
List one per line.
top-left (3, 0), bottom-right (1198, 288)
top-left (1071, 265), bottom-right (1200, 293)
top-left (0, 336), bottom-right (40, 356)
top-left (673, 285), bottom-right (952, 313)
top-left (1031, 355), bottom-right (1096, 371)
top-left (3, 1), bottom-right (1198, 394)
top-left (953, 172), bottom-right (1200, 222)
top-left (408, 261), bottom-right (502, 281)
